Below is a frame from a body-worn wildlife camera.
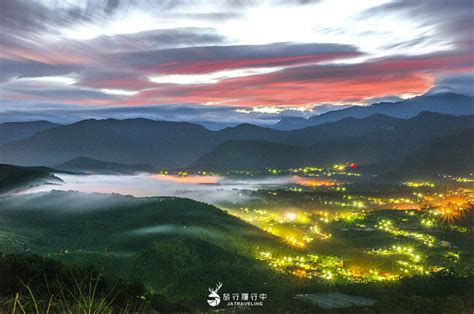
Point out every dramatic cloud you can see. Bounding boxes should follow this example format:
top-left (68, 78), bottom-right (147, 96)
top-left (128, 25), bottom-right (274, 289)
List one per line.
top-left (429, 72), bottom-right (474, 96)
top-left (0, 0), bottom-right (473, 122)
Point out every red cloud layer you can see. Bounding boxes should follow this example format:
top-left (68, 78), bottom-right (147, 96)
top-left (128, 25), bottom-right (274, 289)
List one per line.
top-left (115, 51), bottom-right (473, 106)
top-left (3, 42), bottom-right (473, 107)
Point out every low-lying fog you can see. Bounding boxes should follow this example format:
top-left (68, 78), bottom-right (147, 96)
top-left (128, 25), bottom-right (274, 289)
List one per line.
top-left (22, 173), bottom-right (298, 205)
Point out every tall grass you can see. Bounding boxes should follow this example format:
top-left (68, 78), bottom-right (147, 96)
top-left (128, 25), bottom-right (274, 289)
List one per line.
top-left (1, 271), bottom-right (129, 313)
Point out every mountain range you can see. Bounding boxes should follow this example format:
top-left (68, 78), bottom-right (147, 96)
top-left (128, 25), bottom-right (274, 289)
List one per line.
top-left (192, 113), bottom-right (474, 172)
top-left (275, 93), bottom-right (474, 130)
top-left (0, 111), bottom-right (472, 175)
top-left (0, 117), bottom-right (289, 168)
top-left (0, 92), bottom-right (472, 177)
top-left (0, 118), bottom-right (215, 168)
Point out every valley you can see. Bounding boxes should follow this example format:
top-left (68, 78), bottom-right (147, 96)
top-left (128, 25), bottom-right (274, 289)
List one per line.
top-left (0, 161), bottom-right (472, 311)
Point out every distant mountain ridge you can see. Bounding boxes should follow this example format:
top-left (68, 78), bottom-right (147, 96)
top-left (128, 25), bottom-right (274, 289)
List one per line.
top-left (0, 118), bottom-right (215, 168)
top-left (0, 112), bottom-right (472, 171)
top-left (0, 121), bottom-right (60, 145)
top-left (0, 118), bottom-right (285, 168)
top-left (192, 112), bottom-right (474, 171)
top-left (275, 93), bottom-right (474, 130)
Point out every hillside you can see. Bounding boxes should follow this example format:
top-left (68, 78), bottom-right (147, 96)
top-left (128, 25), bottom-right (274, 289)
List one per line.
top-left (0, 164), bottom-right (60, 193)
top-left (283, 112), bottom-right (474, 148)
top-left (56, 157), bottom-right (156, 174)
top-left (382, 128), bottom-right (474, 180)
top-left (0, 121), bottom-right (59, 145)
top-left (191, 140), bottom-right (307, 170)
top-left (282, 114), bottom-right (402, 146)
top-left (275, 93), bottom-right (474, 130)
top-left (192, 113), bottom-right (474, 171)
top-left (0, 191), bottom-right (278, 251)
top-left (0, 191), bottom-right (284, 304)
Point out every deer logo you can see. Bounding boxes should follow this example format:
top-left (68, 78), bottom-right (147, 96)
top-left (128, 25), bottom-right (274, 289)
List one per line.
top-left (207, 282), bottom-right (223, 306)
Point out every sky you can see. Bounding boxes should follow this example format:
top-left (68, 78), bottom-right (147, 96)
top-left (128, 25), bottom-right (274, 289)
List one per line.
top-left (0, 0), bottom-right (473, 125)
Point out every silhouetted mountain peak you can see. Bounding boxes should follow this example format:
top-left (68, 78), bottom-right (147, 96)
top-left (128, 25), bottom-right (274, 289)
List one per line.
top-left (227, 123), bottom-right (267, 130)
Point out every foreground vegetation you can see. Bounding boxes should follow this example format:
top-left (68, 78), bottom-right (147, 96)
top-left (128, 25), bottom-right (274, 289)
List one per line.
top-left (0, 253), bottom-right (188, 313)
top-left (1, 253), bottom-right (473, 313)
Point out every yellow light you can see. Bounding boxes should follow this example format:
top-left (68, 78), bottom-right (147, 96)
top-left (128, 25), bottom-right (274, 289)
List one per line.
top-left (286, 212), bottom-right (297, 221)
